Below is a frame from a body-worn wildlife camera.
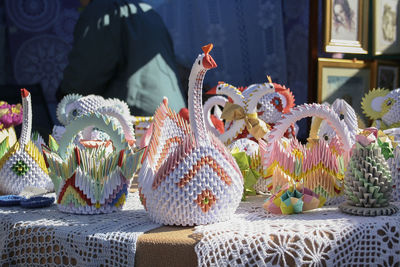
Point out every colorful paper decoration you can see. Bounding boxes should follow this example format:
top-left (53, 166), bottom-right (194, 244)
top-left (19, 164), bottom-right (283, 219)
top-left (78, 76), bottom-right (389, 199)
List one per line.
top-left (0, 89), bottom-right (53, 195)
top-left (388, 145), bottom-right (400, 202)
top-left (340, 128), bottom-right (398, 216)
top-left (203, 94), bottom-right (230, 136)
top-left (132, 116), bottom-right (153, 146)
top-left (228, 139), bottom-right (262, 199)
top-left (257, 83), bottom-right (295, 124)
top-left (309, 99), bottom-right (358, 146)
top-left (138, 44), bottom-right (244, 226)
top-left (234, 81), bottom-right (274, 140)
top-left (260, 103), bottom-right (353, 201)
top-left (0, 101), bottom-right (23, 129)
top-left (204, 82), bottom-right (246, 144)
top-left (43, 112), bottom-right (143, 214)
top-left (362, 88), bottom-right (400, 130)
top-left (57, 94), bottom-right (131, 126)
top-left (263, 184), bottom-right (326, 215)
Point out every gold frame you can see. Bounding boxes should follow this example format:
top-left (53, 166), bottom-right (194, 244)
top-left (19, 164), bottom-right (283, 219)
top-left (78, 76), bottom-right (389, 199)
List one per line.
top-left (324, 0), bottom-right (369, 54)
top-left (371, 60), bottom-right (400, 89)
top-left (373, 0), bottom-right (400, 55)
top-left (317, 58), bottom-right (372, 121)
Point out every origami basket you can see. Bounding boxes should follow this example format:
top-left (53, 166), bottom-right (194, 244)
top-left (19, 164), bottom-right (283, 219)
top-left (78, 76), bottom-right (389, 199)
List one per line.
top-left (308, 99), bottom-right (358, 145)
top-left (260, 104), bottom-right (353, 203)
top-left (43, 112), bottom-right (143, 214)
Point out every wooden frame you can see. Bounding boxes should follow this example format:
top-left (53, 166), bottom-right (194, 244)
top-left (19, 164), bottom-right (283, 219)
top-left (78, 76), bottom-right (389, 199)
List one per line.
top-left (324, 0), bottom-right (368, 54)
top-left (371, 60), bottom-right (400, 89)
top-left (318, 58), bottom-right (372, 122)
top-left (373, 0), bottom-right (400, 55)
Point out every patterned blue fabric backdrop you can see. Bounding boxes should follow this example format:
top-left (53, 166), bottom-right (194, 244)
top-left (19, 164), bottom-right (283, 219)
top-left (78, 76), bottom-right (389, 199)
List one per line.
top-left (1, 0), bottom-right (310, 137)
top-left (0, 1), bottom-right (6, 84)
top-left (155, 0), bottom-right (288, 87)
top-left (282, 0), bottom-right (310, 139)
top-left (3, 0), bottom-right (79, 104)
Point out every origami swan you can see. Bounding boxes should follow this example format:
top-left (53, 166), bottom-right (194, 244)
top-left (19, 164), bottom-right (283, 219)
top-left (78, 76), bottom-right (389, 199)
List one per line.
top-left (138, 44), bottom-right (243, 226)
top-left (0, 89), bottom-right (53, 194)
top-left (204, 82), bottom-right (246, 144)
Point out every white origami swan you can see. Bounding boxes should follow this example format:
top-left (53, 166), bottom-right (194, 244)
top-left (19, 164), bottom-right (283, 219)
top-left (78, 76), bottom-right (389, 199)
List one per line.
top-left (138, 44), bottom-right (243, 226)
top-left (0, 89), bottom-right (53, 194)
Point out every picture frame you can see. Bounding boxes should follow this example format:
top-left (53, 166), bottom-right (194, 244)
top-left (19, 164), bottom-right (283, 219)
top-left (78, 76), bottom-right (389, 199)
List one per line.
top-left (317, 58), bottom-right (372, 124)
top-left (371, 60), bottom-right (400, 89)
top-left (324, 0), bottom-right (369, 54)
top-left (373, 0), bottom-right (400, 55)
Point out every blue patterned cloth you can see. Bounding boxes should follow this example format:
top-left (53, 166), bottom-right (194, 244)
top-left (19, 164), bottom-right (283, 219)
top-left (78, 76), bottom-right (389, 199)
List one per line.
top-left (3, 0), bottom-right (79, 105)
top-left (1, 0), bottom-right (310, 138)
top-left (0, 4), bottom-right (6, 84)
top-left (155, 0), bottom-right (288, 87)
top-left (154, 0), bottom-right (310, 139)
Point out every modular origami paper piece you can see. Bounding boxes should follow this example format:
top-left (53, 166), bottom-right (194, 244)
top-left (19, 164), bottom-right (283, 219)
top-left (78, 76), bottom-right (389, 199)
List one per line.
top-left (362, 88), bottom-right (400, 130)
top-left (228, 139), bottom-right (262, 198)
top-left (57, 94), bottom-right (131, 126)
top-left (55, 94), bottom-right (136, 145)
top-left (43, 109), bottom-right (143, 214)
top-left (204, 82), bottom-right (247, 144)
top-left (204, 79), bottom-right (296, 145)
top-left (388, 145), bottom-right (400, 202)
top-left (263, 183), bottom-right (325, 215)
top-left (309, 99), bottom-right (358, 146)
top-left (132, 116), bottom-right (154, 146)
top-left (138, 44), bottom-right (244, 226)
top-left (260, 104), bottom-right (353, 202)
top-left (0, 101), bottom-right (23, 129)
top-left (0, 89), bottom-right (53, 195)
top-left (340, 128), bottom-right (398, 216)
top-left (257, 83), bottom-right (296, 133)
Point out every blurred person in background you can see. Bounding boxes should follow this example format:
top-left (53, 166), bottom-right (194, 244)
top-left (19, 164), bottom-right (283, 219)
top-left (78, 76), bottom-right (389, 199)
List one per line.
top-left (56, 0), bottom-right (186, 116)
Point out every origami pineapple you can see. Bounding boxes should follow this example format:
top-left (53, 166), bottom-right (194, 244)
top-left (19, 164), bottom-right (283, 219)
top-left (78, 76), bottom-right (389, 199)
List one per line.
top-left (340, 128), bottom-right (398, 216)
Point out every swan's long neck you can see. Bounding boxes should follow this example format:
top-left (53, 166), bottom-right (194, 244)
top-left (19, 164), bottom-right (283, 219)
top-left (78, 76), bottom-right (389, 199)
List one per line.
top-left (188, 68), bottom-right (210, 146)
top-left (20, 91), bottom-right (32, 147)
top-left (221, 85), bottom-right (245, 105)
top-left (245, 83), bottom-right (274, 113)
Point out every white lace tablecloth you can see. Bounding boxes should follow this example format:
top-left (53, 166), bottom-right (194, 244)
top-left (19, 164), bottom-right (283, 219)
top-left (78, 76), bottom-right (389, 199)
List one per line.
top-left (195, 198), bottom-right (400, 267)
top-left (0, 192), bottom-right (160, 266)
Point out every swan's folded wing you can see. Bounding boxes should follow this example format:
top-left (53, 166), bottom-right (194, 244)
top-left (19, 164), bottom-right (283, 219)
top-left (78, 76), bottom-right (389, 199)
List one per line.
top-left (145, 99), bottom-right (191, 173)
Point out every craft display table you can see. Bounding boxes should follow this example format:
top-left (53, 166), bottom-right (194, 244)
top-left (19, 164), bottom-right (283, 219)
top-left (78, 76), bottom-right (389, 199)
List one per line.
top-left (1, 192), bottom-right (399, 266)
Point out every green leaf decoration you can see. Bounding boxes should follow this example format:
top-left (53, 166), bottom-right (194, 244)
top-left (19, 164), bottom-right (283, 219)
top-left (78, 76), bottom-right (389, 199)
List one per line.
top-left (48, 135), bottom-right (59, 152)
top-left (232, 151), bottom-right (261, 200)
top-left (0, 137), bottom-right (9, 159)
top-left (377, 138), bottom-right (394, 160)
top-left (32, 131), bottom-right (39, 142)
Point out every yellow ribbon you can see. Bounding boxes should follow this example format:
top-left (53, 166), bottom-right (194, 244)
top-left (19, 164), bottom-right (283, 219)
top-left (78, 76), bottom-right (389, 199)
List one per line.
top-left (221, 102), bottom-right (270, 139)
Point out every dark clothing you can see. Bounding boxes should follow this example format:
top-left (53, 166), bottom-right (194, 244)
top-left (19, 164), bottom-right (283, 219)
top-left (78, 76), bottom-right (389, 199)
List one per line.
top-left (57, 0), bottom-right (186, 116)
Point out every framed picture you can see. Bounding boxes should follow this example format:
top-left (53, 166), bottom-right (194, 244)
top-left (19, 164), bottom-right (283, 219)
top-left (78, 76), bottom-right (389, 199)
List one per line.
top-left (318, 58), bottom-right (372, 123)
top-left (371, 60), bottom-right (400, 89)
top-left (324, 0), bottom-right (369, 54)
top-left (373, 0), bottom-right (400, 55)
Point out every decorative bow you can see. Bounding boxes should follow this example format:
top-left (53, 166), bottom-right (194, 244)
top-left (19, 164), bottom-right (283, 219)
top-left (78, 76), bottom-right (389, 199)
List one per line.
top-left (221, 102), bottom-right (270, 139)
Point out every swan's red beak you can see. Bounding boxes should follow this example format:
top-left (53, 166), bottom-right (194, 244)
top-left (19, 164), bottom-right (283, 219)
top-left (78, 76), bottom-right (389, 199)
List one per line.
top-left (206, 86), bottom-right (217, 95)
top-left (202, 54), bottom-right (217, 69)
top-left (201, 43), bottom-right (217, 69)
top-left (21, 88), bottom-right (30, 98)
